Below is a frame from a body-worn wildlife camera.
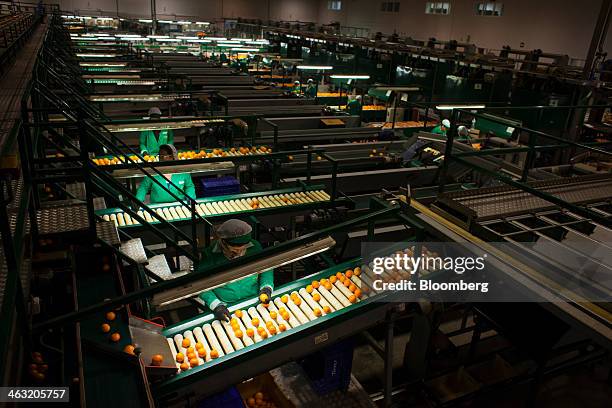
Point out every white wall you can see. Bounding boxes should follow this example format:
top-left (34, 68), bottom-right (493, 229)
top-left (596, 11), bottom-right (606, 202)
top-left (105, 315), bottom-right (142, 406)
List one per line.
top-left (317, 0), bottom-right (607, 60)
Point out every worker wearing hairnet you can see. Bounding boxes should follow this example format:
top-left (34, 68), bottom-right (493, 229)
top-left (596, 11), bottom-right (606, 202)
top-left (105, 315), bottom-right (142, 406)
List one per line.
top-left (135, 144), bottom-right (195, 204)
top-left (431, 119), bottom-right (451, 136)
top-left (198, 219), bottom-right (274, 322)
top-left (139, 107), bottom-right (174, 156)
top-left (346, 95), bottom-right (362, 116)
top-left (292, 80), bottom-right (302, 95)
top-left (456, 125), bottom-right (471, 142)
top-left (304, 78), bottom-right (317, 98)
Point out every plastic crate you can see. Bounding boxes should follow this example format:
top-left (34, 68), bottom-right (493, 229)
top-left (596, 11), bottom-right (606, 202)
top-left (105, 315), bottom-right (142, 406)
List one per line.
top-left (200, 176), bottom-right (240, 197)
top-left (298, 338), bottom-right (354, 395)
top-left (196, 387), bottom-right (245, 408)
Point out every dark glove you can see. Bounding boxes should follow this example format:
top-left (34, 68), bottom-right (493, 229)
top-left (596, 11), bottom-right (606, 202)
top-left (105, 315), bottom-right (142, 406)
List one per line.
top-left (259, 287), bottom-right (272, 305)
top-left (213, 304), bottom-right (230, 322)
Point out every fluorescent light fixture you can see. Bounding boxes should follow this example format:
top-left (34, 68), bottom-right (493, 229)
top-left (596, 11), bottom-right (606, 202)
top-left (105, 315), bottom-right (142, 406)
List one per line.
top-left (188, 39), bottom-right (212, 43)
top-left (95, 33), bottom-right (111, 37)
top-left (231, 48), bottom-right (261, 52)
top-left (154, 38), bottom-right (179, 42)
top-left (177, 21), bottom-right (193, 24)
top-left (330, 74), bottom-right (370, 79)
top-left (216, 44), bottom-right (236, 48)
top-left (196, 21), bottom-right (210, 25)
top-left (97, 17), bottom-right (114, 21)
top-left (77, 53), bottom-right (117, 57)
top-left (152, 236), bottom-right (336, 307)
top-left (297, 65), bottom-right (333, 70)
top-left (80, 62), bottom-right (127, 67)
top-left (147, 35), bottom-right (169, 39)
top-left (230, 38), bottom-right (246, 41)
top-left (158, 20), bottom-right (174, 24)
top-left (436, 104), bottom-right (486, 110)
top-left (119, 34), bottom-right (142, 38)
top-left (206, 37), bottom-right (229, 41)
top-left (139, 19), bottom-right (153, 23)
top-left (177, 36), bottom-right (199, 40)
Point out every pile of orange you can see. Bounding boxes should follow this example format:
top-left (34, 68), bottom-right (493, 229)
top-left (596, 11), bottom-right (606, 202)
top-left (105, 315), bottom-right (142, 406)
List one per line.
top-left (309, 268), bottom-right (363, 305)
top-left (245, 391), bottom-right (277, 408)
top-left (28, 352), bottom-right (48, 382)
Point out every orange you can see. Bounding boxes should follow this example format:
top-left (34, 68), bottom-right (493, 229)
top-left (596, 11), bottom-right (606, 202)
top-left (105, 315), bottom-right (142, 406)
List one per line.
top-left (230, 318), bottom-right (239, 328)
top-left (278, 307), bottom-right (287, 314)
top-left (187, 352), bottom-right (196, 360)
top-left (246, 328), bottom-right (255, 338)
top-left (343, 279), bottom-right (351, 288)
top-left (278, 323), bottom-right (287, 332)
top-left (101, 323), bottom-right (111, 333)
top-left (281, 312), bottom-right (290, 321)
top-left (198, 349), bottom-right (207, 358)
top-left (210, 349), bottom-right (220, 359)
top-left (235, 309), bottom-right (243, 318)
top-left (195, 342), bottom-right (204, 351)
top-left (151, 354), bottom-right (163, 366)
top-left (180, 362), bottom-right (190, 371)
top-left (110, 332), bottom-right (120, 342)
top-left (251, 318), bottom-right (260, 327)
top-left (349, 295), bottom-right (357, 303)
top-left (234, 329), bottom-right (243, 338)
top-left (345, 270), bottom-right (353, 278)
top-left (336, 272), bottom-right (343, 280)
top-left (189, 358), bottom-right (199, 367)
top-left (186, 347), bottom-right (195, 354)
top-left (313, 308), bottom-right (322, 317)
top-left (354, 267), bottom-right (361, 276)
top-left (262, 302), bottom-right (270, 309)
top-left (290, 292), bottom-right (298, 299)
top-left (182, 338), bottom-right (190, 348)
top-left (269, 311), bottom-right (278, 320)
top-left (259, 331), bottom-right (268, 339)
top-left (106, 311), bottom-right (116, 321)
top-left (312, 281), bottom-right (320, 289)
top-left (123, 345), bottom-right (135, 355)
top-left (280, 295), bottom-right (288, 303)
top-left (176, 352), bottom-right (185, 363)
top-left (316, 156), bottom-right (322, 161)
top-left (254, 392), bottom-right (263, 400)
top-left (354, 289), bottom-right (362, 298)
top-left (268, 326), bottom-right (277, 335)
top-left (320, 278), bottom-right (327, 285)
top-left (306, 285), bottom-right (313, 293)
top-left (362, 285), bottom-right (369, 294)
top-left (324, 282), bottom-right (332, 290)
top-left (288, 155), bottom-right (294, 161)
top-left (329, 276), bottom-right (337, 284)
top-left (349, 284), bottom-right (357, 292)
top-left (323, 306), bottom-right (331, 314)
top-left (293, 297), bottom-right (301, 306)
top-left (312, 293), bottom-right (321, 302)
top-left (259, 293), bottom-right (269, 303)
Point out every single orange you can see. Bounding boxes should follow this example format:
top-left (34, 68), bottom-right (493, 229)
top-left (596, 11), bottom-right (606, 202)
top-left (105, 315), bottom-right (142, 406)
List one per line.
top-left (254, 392), bottom-right (263, 400)
top-left (312, 280), bottom-right (320, 289)
top-left (176, 352), bottom-right (185, 363)
top-left (247, 397), bottom-right (256, 407)
top-left (251, 318), bottom-right (260, 327)
top-left (180, 362), bottom-right (190, 371)
top-left (151, 354), bottom-right (163, 366)
top-left (329, 276), bottom-right (337, 284)
top-left (182, 338), bottom-right (190, 348)
top-left (210, 349), bottom-right (219, 359)
top-left (306, 285), bottom-right (313, 293)
top-left (106, 311), bottom-right (116, 321)
top-left (269, 311), bottom-right (278, 320)
top-left (336, 272), bottom-right (343, 280)
top-left (345, 269), bottom-right (353, 278)
top-left (354, 267), bottom-right (361, 276)
top-left (343, 279), bottom-right (351, 288)
top-left (349, 295), bottom-right (357, 303)
top-left (293, 297), bottom-right (301, 306)
top-left (349, 284), bottom-right (357, 292)
top-left (281, 312), bottom-right (290, 321)
top-left (278, 323), bottom-right (287, 332)
top-left (234, 329), bottom-right (243, 338)
top-left (189, 358), bottom-right (199, 367)
top-left (187, 351), bottom-right (196, 360)
top-left (198, 349), bottom-right (207, 358)
top-left (268, 326), bottom-right (277, 335)
top-left (354, 289), bottom-right (362, 298)
top-left (281, 295), bottom-right (288, 303)
top-left (101, 323), bottom-right (111, 333)
top-left (123, 345), bottom-right (135, 355)
top-left (259, 293), bottom-right (269, 303)
top-left (186, 347), bottom-right (195, 354)
top-left (323, 306), bottom-right (331, 314)
top-left (313, 308), bottom-right (322, 317)
top-left (110, 332), bottom-right (120, 342)
top-left (324, 282), bottom-right (332, 290)
top-left (195, 342), bottom-right (204, 351)
top-left (235, 309), bottom-right (243, 318)
top-left (246, 328), bottom-right (255, 338)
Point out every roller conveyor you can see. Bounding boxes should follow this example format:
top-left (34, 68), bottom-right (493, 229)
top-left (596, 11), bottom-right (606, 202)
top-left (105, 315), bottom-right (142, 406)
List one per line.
top-left (96, 187), bottom-right (333, 228)
top-left (155, 248), bottom-right (421, 401)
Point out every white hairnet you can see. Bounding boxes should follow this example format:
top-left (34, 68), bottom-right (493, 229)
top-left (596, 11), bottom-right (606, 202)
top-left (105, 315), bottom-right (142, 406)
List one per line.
top-left (159, 144), bottom-right (178, 160)
top-left (442, 119), bottom-right (451, 128)
top-left (457, 126), bottom-right (469, 136)
top-left (148, 107), bottom-right (162, 116)
top-left (216, 219), bottom-right (252, 240)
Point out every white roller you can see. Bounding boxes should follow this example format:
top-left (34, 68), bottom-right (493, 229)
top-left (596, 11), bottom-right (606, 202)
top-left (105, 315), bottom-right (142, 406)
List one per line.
top-left (155, 208), bottom-right (164, 220)
top-left (193, 327), bottom-right (212, 362)
top-left (303, 191), bottom-right (320, 202)
top-left (136, 210), bottom-right (144, 220)
top-left (144, 211), bottom-right (153, 223)
top-left (166, 338), bottom-right (181, 370)
top-left (299, 288), bottom-right (326, 316)
top-left (293, 293), bottom-right (318, 321)
top-left (124, 213), bottom-right (134, 225)
top-left (211, 202), bottom-right (224, 214)
top-left (221, 320), bottom-right (244, 350)
top-left (273, 298), bottom-right (301, 328)
top-left (266, 302), bottom-right (294, 329)
top-left (264, 196), bottom-right (279, 207)
top-left (116, 213), bottom-right (125, 226)
top-left (216, 201), bottom-right (231, 213)
top-left (235, 200), bottom-right (250, 211)
top-left (258, 196), bottom-right (273, 207)
top-left (211, 320), bottom-right (234, 354)
top-left (171, 207), bottom-right (181, 219)
top-left (247, 307), bottom-right (269, 340)
top-left (256, 304), bottom-right (280, 334)
top-left (288, 193), bottom-right (306, 204)
top-left (285, 296), bottom-right (310, 324)
top-left (335, 280), bottom-right (357, 301)
top-left (239, 199), bottom-right (251, 210)
top-left (238, 311), bottom-right (263, 343)
top-left (270, 195), bottom-right (284, 206)
top-left (319, 191), bottom-right (331, 200)
top-left (109, 214), bottom-right (118, 227)
top-left (102, 215), bottom-right (110, 222)
top-left (318, 286), bottom-right (345, 311)
top-left (361, 270), bottom-right (378, 295)
top-left (225, 201), bottom-right (239, 213)
top-left (198, 204), bottom-right (210, 216)
top-left (162, 208), bottom-right (174, 220)
top-left (204, 203), bottom-right (217, 214)
top-left (182, 206), bottom-right (192, 217)
top-left (202, 324), bottom-right (225, 357)
top-left (174, 206), bottom-right (186, 219)
top-left (350, 275), bottom-right (362, 289)
top-left (231, 313), bottom-right (254, 346)
top-left (329, 285), bottom-right (352, 307)
top-left (297, 192), bottom-right (314, 203)
top-left (173, 333), bottom-right (187, 358)
top-left (311, 289), bottom-right (335, 312)
top-left (183, 331), bottom-right (204, 365)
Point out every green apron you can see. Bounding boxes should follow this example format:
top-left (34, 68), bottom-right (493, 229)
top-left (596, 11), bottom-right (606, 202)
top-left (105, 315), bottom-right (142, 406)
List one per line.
top-left (198, 239), bottom-right (274, 310)
top-left (139, 129), bottom-right (174, 155)
top-left (292, 84), bottom-right (302, 95)
top-left (135, 173), bottom-right (195, 204)
top-left (346, 99), bottom-right (362, 116)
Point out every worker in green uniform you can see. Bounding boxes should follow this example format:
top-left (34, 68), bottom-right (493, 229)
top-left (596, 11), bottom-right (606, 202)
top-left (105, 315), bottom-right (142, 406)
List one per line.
top-left (198, 219), bottom-right (274, 321)
top-left (139, 107), bottom-right (174, 156)
top-left (456, 125), bottom-right (471, 142)
top-left (292, 80), bottom-right (302, 95)
top-left (346, 95), bottom-right (362, 116)
top-left (220, 52), bottom-right (228, 64)
top-left (135, 144), bottom-right (196, 204)
top-left (431, 119), bottom-right (450, 136)
top-left (304, 78), bottom-right (317, 98)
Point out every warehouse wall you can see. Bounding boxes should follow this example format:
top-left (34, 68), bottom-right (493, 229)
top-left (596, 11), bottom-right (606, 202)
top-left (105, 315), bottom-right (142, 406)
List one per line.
top-left (57, 0), bottom-right (317, 21)
top-left (316, 0), bottom-right (607, 61)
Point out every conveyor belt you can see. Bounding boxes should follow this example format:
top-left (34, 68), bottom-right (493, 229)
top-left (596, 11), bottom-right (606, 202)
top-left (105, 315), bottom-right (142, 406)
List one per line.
top-left (437, 174), bottom-right (612, 221)
top-left (97, 188), bottom-right (332, 228)
top-left (89, 93), bottom-right (191, 103)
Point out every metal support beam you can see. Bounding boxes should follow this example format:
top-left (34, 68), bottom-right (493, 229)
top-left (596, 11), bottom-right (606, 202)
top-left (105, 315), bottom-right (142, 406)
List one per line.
top-left (584, 0), bottom-right (612, 79)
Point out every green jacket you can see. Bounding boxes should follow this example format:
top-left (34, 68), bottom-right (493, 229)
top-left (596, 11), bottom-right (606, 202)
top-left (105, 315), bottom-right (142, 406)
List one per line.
top-left (198, 239), bottom-right (274, 310)
top-left (346, 99), bottom-right (362, 116)
top-left (139, 130), bottom-right (174, 156)
top-left (305, 84), bottom-right (317, 98)
top-left (292, 84), bottom-right (302, 95)
top-left (135, 173), bottom-right (195, 204)
top-left (431, 125), bottom-right (447, 136)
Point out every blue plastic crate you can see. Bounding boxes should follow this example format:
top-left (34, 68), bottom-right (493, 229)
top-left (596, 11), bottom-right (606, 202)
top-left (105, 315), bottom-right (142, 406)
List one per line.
top-left (200, 176), bottom-right (240, 197)
top-left (299, 338), bottom-right (354, 395)
top-left (196, 387), bottom-right (245, 408)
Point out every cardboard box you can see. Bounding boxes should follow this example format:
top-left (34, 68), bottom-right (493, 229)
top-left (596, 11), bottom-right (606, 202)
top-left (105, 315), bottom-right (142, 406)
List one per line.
top-left (237, 373), bottom-right (295, 408)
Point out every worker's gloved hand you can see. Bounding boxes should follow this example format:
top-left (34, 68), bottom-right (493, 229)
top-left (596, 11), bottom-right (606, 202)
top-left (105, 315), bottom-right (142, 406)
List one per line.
top-left (259, 287), bottom-right (272, 305)
top-left (213, 304), bottom-right (231, 322)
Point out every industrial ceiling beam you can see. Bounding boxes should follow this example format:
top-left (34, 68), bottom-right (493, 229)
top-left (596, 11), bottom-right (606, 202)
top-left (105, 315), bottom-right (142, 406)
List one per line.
top-left (583, 0), bottom-right (612, 79)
